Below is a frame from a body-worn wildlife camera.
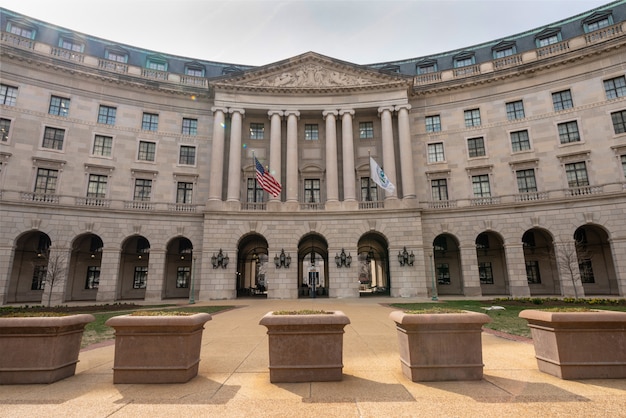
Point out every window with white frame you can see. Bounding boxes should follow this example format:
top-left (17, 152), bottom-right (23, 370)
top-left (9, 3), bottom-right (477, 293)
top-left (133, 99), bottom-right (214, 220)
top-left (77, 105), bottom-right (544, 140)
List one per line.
top-left (59, 38), bottom-right (83, 52)
top-left (511, 130), bottom-right (531, 152)
top-left (494, 46), bottom-right (515, 59)
top-left (141, 113), bottom-right (159, 131)
top-left (0, 118), bottom-right (11, 142)
top-left (467, 137), bottom-right (485, 158)
top-left (179, 145), bottom-right (196, 165)
top-left (304, 179), bottom-right (321, 202)
top-left (133, 178), bottom-right (152, 201)
top-left (304, 124), bottom-right (319, 140)
top-left (42, 127), bottom-right (65, 150)
top-left (565, 161), bottom-right (589, 187)
top-left (417, 63), bottom-right (437, 74)
top-left (249, 123), bottom-right (264, 140)
top-left (464, 109), bottom-right (481, 127)
top-left (185, 66), bottom-right (204, 77)
top-left (611, 110), bottom-right (626, 134)
top-left (516, 169), bottom-right (537, 193)
top-left (87, 174), bottom-right (107, 198)
top-left (7, 22), bottom-right (35, 38)
top-left (105, 50), bottom-right (127, 63)
top-left (176, 266), bottom-right (190, 288)
top-left (431, 179), bottom-right (448, 201)
top-left (34, 168), bottom-right (58, 194)
top-left (558, 121), bottom-right (580, 144)
top-left (472, 174), bottom-right (491, 197)
top-left (146, 58), bottom-right (167, 71)
top-left (177, 182), bottom-right (193, 204)
top-left (584, 13), bottom-right (613, 32)
top-left (360, 177), bottom-right (378, 201)
top-left (247, 178), bottom-right (264, 203)
top-left (425, 115), bottom-right (441, 132)
top-left (552, 90), bottom-right (573, 111)
top-left (604, 76), bottom-right (626, 99)
top-left (133, 266), bottom-right (148, 289)
top-left (506, 100), bottom-right (525, 120)
top-left (359, 122), bottom-right (374, 139)
top-left (138, 141), bottom-right (156, 161)
top-left (92, 135), bottom-right (113, 157)
top-left (428, 142), bottom-right (445, 162)
top-left (49, 96), bottom-right (70, 117)
top-left (98, 105), bottom-right (116, 125)
top-left (0, 84), bottom-right (18, 106)
top-left (182, 118), bottom-right (198, 136)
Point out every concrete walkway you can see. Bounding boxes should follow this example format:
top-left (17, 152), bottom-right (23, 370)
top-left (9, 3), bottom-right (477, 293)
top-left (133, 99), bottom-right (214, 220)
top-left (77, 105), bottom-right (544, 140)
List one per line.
top-left (2, 298), bottom-right (625, 417)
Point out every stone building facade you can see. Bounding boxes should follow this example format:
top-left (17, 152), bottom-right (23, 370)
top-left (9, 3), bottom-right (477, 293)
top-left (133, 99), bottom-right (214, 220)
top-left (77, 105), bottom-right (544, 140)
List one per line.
top-left (1, 2), bottom-right (625, 305)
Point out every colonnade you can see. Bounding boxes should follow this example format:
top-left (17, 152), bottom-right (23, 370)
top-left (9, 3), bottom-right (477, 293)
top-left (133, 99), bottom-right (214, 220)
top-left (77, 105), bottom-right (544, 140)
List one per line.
top-left (208, 104), bottom-right (415, 204)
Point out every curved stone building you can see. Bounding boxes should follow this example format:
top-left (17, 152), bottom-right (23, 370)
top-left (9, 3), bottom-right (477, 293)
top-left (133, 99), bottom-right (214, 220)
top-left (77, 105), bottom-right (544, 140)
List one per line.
top-left (1, 2), bottom-right (625, 305)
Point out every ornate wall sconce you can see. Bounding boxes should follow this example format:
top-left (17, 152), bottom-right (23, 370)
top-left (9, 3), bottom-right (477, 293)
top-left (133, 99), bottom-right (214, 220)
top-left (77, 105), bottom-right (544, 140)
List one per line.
top-left (398, 247), bottom-right (414, 266)
top-left (335, 248), bottom-right (352, 268)
top-left (211, 249), bottom-right (229, 269)
top-left (274, 249), bottom-right (291, 268)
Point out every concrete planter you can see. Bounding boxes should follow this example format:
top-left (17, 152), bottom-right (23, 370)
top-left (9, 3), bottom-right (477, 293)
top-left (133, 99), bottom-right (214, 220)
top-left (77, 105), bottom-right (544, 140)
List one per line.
top-left (0, 314), bottom-right (95, 384)
top-left (105, 313), bottom-right (211, 384)
top-left (389, 310), bottom-right (491, 382)
top-left (259, 311), bottom-right (350, 383)
top-left (519, 309), bottom-right (626, 379)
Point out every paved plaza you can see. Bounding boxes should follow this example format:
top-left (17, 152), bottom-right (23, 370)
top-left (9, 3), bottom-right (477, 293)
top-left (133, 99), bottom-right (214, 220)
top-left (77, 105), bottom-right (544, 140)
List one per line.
top-left (1, 298), bottom-right (625, 417)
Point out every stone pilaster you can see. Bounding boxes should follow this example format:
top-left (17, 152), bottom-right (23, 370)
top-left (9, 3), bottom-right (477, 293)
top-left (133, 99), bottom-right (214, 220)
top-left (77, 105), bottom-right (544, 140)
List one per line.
top-left (285, 110), bottom-right (300, 204)
top-left (323, 110), bottom-right (339, 204)
top-left (339, 109), bottom-right (356, 202)
top-left (96, 247), bottom-right (121, 302)
top-left (395, 104), bottom-right (416, 199)
top-left (226, 108), bottom-right (245, 204)
top-left (268, 110), bottom-right (284, 203)
top-left (460, 244), bottom-right (482, 296)
top-left (378, 106), bottom-right (397, 200)
top-left (504, 243), bottom-right (531, 297)
top-left (144, 248), bottom-right (166, 301)
top-left (208, 107), bottom-right (227, 205)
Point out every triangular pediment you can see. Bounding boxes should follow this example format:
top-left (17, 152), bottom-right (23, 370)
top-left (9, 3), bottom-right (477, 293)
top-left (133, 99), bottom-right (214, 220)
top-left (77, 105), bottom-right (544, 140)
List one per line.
top-left (210, 52), bottom-right (411, 93)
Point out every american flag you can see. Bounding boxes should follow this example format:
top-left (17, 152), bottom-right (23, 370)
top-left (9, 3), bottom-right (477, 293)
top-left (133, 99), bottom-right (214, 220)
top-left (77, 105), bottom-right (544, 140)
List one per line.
top-left (254, 156), bottom-right (282, 197)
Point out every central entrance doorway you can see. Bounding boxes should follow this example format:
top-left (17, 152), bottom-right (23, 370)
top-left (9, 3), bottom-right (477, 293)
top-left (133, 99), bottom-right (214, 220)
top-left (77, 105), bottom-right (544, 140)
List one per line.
top-left (297, 233), bottom-right (329, 298)
top-left (358, 232), bottom-right (390, 296)
top-left (236, 233), bottom-right (268, 298)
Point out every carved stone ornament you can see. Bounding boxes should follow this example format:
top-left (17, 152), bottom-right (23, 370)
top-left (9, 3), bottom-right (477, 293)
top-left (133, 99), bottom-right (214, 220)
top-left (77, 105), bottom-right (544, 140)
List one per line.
top-left (246, 64), bottom-right (379, 88)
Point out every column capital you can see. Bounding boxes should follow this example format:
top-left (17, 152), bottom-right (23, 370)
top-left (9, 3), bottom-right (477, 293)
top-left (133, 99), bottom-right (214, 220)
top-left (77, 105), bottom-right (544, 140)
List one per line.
top-left (339, 109), bottom-right (355, 117)
top-left (322, 110), bottom-right (338, 119)
top-left (229, 108), bottom-right (246, 116)
top-left (394, 104), bottom-right (412, 112)
top-left (267, 110), bottom-right (284, 118)
top-left (284, 110), bottom-right (300, 118)
top-left (211, 106), bottom-right (228, 114)
top-left (378, 106), bottom-right (394, 115)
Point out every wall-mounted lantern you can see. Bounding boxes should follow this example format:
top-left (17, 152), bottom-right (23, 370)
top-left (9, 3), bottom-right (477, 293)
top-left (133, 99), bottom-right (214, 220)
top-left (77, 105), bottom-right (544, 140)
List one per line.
top-left (274, 249), bottom-right (291, 268)
top-left (335, 248), bottom-right (352, 268)
top-left (398, 247), bottom-right (414, 266)
top-left (211, 249), bottom-right (229, 269)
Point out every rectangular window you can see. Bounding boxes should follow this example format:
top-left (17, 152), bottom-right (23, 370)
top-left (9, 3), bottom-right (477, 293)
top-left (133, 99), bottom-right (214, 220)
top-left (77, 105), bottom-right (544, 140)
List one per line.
top-left (538, 35), bottom-right (559, 47)
top-left (417, 64), bottom-right (436, 74)
top-left (185, 67), bottom-right (203, 77)
top-left (304, 124), bottom-right (319, 140)
top-left (304, 179), bottom-right (321, 203)
top-left (247, 178), bottom-right (265, 203)
top-left (586, 18), bottom-right (611, 32)
top-left (437, 263), bottom-right (451, 285)
top-left (92, 135), bottom-right (113, 157)
top-left (506, 100), bottom-right (525, 120)
top-left (552, 90), bottom-right (573, 111)
top-left (31, 265), bottom-right (46, 290)
top-left (558, 121), bottom-right (580, 144)
top-left (48, 96), bottom-right (69, 117)
top-left (516, 169), bottom-right (537, 193)
top-left (431, 179), bottom-right (449, 201)
top-left (98, 105), bottom-right (116, 125)
top-left (133, 179), bottom-right (152, 201)
top-left (565, 162), bottom-right (589, 187)
top-left (182, 118), bottom-right (197, 136)
top-left (177, 182), bottom-right (193, 204)
top-left (106, 51), bottom-right (127, 63)
top-left (511, 130), bottom-right (531, 152)
top-left (133, 266), bottom-right (148, 289)
top-left (455, 57), bottom-right (474, 68)
top-left (425, 115), bottom-right (441, 132)
top-left (467, 137), bottom-right (485, 158)
top-left (0, 84), bottom-right (18, 106)
top-left (360, 177), bottom-right (378, 201)
top-left (138, 141), bottom-right (156, 161)
top-left (464, 109), bottom-right (481, 127)
top-left (147, 60), bottom-right (166, 71)
top-left (427, 142), bottom-right (445, 162)
top-left (472, 174), bottom-right (491, 197)
top-left (611, 110), bottom-right (626, 134)
top-left (622, 155), bottom-right (626, 177)
top-left (60, 39), bottom-right (82, 52)
top-left (0, 118), bottom-right (11, 142)
top-left (579, 259), bottom-right (595, 283)
top-left (176, 266), bottom-right (191, 288)
top-left (359, 122), bottom-right (374, 139)
top-left (494, 47), bottom-right (515, 59)
top-left (141, 113), bottom-right (159, 131)
top-left (42, 127), bottom-right (65, 150)
top-left (526, 261), bottom-right (541, 284)
top-left (87, 174), bottom-right (107, 198)
top-left (479, 262), bottom-right (494, 284)
top-left (249, 122), bottom-right (264, 140)
top-left (34, 168), bottom-right (58, 194)
top-left (179, 145), bottom-right (196, 165)
top-left (9, 24), bottom-right (33, 38)
top-left (85, 266), bottom-right (100, 289)
top-left (604, 76), bottom-right (626, 99)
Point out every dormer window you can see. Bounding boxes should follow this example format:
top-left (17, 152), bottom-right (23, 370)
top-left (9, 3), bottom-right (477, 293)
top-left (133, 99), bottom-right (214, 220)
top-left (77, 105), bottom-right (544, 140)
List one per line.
top-left (222, 66), bottom-right (242, 75)
top-left (146, 56), bottom-right (167, 71)
top-left (453, 52), bottom-right (475, 68)
top-left (380, 64), bottom-right (400, 73)
top-left (105, 47), bottom-right (128, 63)
top-left (6, 19), bottom-right (36, 39)
top-left (416, 60), bottom-right (438, 75)
top-left (535, 28), bottom-right (562, 47)
top-left (59, 36), bottom-right (84, 53)
top-left (492, 41), bottom-right (517, 59)
top-left (185, 63), bottom-right (205, 77)
top-left (583, 11), bottom-right (613, 33)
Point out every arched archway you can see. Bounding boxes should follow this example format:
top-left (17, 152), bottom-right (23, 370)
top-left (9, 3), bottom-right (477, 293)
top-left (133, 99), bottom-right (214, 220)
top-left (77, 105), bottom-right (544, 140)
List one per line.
top-left (118, 235), bottom-right (150, 300)
top-left (163, 237), bottom-right (193, 299)
top-left (432, 233), bottom-right (463, 295)
top-left (522, 228), bottom-right (559, 295)
top-left (7, 231), bottom-right (52, 303)
top-left (574, 225), bottom-right (619, 295)
top-left (476, 231), bottom-right (509, 295)
top-left (298, 233), bottom-right (328, 298)
top-left (357, 232), bottom-right (390, 296)
top-left (66, 233), bottom-right (103, 301)
top-left (236, 234), bottom-right (269, 298)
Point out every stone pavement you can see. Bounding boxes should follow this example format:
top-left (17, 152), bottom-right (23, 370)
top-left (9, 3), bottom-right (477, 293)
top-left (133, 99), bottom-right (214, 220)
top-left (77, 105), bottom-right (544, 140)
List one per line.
top-left (1, 297), bottom-right (625, 417)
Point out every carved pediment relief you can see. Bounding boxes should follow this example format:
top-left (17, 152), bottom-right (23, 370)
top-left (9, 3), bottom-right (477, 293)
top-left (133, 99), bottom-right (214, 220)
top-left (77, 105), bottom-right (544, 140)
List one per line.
top-left (247, 63), bottom-right (378, 88)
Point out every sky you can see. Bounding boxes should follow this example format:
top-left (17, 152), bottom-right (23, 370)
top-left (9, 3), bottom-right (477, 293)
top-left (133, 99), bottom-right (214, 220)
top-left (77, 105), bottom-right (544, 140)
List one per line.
top-left (0, 0), bottom-right (615, 66)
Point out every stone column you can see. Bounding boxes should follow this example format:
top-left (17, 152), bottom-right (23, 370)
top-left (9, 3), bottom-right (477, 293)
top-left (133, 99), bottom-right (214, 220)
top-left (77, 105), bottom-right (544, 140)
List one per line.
top-left (609, 237), bottom-right (626, 296)
top-left (226, 108), bottom-right (245, 203)
top-left (96, 247), bottom-right (121, 302)
top-left (0, 244), bottom-right (14, 305)
top-left (459, 244), bottom-right (482, 296)
top-left (208, 107), bottom-right (227, 204)
top-left (378, 106), bottom-right (397, 200)
top-left (395, 104), bottom-right (416, 199)
top-left (285, 110), bottom-right (300, 204)
top-left (504, 243), bottom-right (531, 297)
top-left (144, 248), bottom-right (166, 302)
top-left (268, 110), bottom-right (284, 203)
top-left (41, 246), bottom-right (70, 306)
top-left (340, 109), bottom-right (356, 202)
top-left (323, 110), bottom-right (339, 204)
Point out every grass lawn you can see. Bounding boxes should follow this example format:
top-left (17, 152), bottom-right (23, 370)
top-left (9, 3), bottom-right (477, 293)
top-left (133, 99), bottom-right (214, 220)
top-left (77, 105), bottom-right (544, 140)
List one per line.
top-left (390, 298), bottom-right (626, 339)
